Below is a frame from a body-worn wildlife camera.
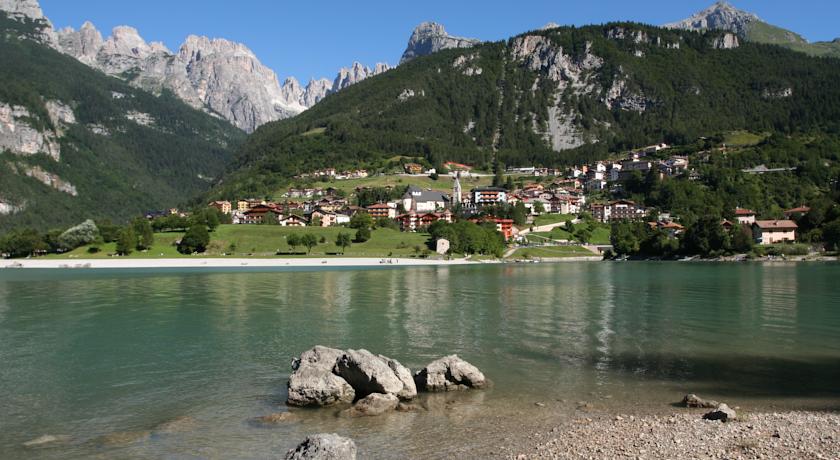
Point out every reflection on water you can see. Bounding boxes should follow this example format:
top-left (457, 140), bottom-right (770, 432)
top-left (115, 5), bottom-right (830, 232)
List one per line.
top-left (0, 263), bottom-right (839, 458)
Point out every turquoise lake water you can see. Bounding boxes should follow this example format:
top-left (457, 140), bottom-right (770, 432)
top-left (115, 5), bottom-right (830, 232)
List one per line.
top-left (0, 262), bottom-right (839, 458)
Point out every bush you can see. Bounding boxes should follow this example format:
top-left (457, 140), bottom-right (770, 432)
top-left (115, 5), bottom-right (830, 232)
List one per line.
top-left (115, 227), bottom-right (136, 256)
top-left (355, 227), bottom-right (371, 243)
top-left (58, 220), bottom-right (99, 251)
top-left (765, 244), bottom-right (810, 256)
top-left (178, 225), bottom-right (210, 254)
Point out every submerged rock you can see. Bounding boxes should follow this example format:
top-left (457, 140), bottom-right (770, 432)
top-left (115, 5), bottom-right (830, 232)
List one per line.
top-left (414, 355), bottom-right (487, 392)
top-left (334, 349), bottom-right (416, 400)
top-left (346, 393), bottom-right (399, 417)
top-left (96, 430), bottom-right (152, 446)
top-left (682, 394), bottom-right (720, 409)
top-left (288, 346), bottom-right (355, 407)
top-left (285, 433), bottom-right (357, 460)
top-left (250, 412), bottom-right (299, 427)
top-left (703, 403), bottom-right (737, 422)
top-left (22, 434), bottom-right (72, 448)
top-left (154, 416), bottom-right (197, 434)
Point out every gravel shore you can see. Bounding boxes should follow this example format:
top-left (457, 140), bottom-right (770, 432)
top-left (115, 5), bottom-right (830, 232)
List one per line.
top-left (512, 411), bottom-right (840, 459)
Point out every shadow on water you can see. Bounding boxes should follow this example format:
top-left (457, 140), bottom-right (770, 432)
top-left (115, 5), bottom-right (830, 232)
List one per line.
top-left (584, 350), bottom-right (840, 400)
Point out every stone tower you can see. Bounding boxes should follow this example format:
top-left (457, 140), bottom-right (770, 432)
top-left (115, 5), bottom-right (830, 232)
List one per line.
top-left (452, 172), bottom-right (462, 205)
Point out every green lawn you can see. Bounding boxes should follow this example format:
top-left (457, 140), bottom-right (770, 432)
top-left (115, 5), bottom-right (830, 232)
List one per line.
top-left (508, 246), bottom-right (595, 259)
top-left (51, 225), bottom-right (432, 259)
top-left (723, 130), bottom-right (770, 147)
top-left (533, 213), bottom-right (575, 227)
top-left (527, 229), bottom-right (572, 243)
top-left (526, 222), bottom-right (610, 245)
top-left (47, 232), bottom-right (185, 259)
top-left (589, 226), bottom-right (612, 245)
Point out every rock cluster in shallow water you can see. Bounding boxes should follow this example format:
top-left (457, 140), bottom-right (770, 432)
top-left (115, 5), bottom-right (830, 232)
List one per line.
top-left (286, 346), bottom-right (486, 416)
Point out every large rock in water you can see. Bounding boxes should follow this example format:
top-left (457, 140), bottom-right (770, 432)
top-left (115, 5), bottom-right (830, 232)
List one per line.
top-left (287, 346), bottom-right (355, 407)
top-left (285, 433), bottom-right (357, 460)
top-left (346, 393), bottom-right (399, 417)
top-left (380, 354), bottom-right (418, 400)
top-left (334, 349), bottom-right (417, 400)
top-left (414, 355), bottom-right (487, 391)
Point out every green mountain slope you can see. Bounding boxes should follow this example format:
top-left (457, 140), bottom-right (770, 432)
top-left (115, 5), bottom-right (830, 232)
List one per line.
top-left (210, 23), bottom-right (840, 199)
top-left (0, 14), bottom-right (245, 231)
top-left (745, 21), bottom-right (840, 58)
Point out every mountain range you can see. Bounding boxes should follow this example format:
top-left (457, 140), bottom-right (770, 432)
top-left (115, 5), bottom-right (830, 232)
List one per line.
top-left (213, 20), bottom-right (840, 199)
top-left (0, 0), bottom-right (479, 132)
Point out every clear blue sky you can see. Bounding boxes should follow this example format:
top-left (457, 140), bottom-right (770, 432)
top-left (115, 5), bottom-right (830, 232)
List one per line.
top-left (40, 0), bottom-right (839, 83)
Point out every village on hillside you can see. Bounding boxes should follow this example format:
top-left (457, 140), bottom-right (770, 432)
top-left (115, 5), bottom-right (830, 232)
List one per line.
top-left (200, 142), bottom-right (803, 257)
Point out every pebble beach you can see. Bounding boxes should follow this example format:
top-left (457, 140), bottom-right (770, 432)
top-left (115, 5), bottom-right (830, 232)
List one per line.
top-left (511, 411), bottom-right (840, 459)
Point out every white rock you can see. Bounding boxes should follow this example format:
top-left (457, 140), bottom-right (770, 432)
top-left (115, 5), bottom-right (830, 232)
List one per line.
top-left (401, 22), bottom-right (480, 64)
top-left (0, 103), bottom-right (61, 160)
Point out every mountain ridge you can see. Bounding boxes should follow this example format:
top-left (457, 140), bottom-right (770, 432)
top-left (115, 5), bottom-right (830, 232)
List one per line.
top-left (665, 1), bottom-right (840, 58)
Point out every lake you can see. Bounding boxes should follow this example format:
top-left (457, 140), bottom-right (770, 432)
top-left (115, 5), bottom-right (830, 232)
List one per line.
top-left (1, 262), bottom-right (839, 458)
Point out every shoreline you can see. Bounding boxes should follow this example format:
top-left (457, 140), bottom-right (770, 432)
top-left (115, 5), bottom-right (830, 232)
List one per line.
top-left (1, 257), bottom-right (483, 270)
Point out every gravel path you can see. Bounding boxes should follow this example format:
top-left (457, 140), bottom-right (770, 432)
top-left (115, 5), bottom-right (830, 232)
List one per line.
top-left (511, 411), bottom-right (840, 459)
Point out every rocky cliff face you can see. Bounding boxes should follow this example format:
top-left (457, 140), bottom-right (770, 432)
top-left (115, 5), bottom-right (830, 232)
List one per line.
top-left (0, 102), bottom-right (62, 160)
top-left (664, 1), bottom-right (759, 37)
top-left (400, 22), bottom-right (480, 64)
top-left (0, 0), bottom-right (44, 21)
top-left (0, 0), bottom-right (56, 44)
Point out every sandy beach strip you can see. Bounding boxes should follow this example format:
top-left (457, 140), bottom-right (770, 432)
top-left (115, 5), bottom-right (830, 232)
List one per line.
top-left (1, 257), bottom-right (483, 270)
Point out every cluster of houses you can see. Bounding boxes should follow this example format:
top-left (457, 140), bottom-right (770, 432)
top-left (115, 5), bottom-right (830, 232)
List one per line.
top-left (207, 174), bottom-right (525, 239)
top-left (294, 168), bottom-right (369, 180)
top-left (204, 139), bottom-right (808, 248)
top-left (566, 151), bottom-right (690, 192)
top-left (722, 207), bottom-right (805, 245)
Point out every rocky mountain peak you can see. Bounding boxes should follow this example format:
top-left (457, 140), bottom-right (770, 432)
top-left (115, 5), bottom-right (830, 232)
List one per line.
top-left (0, 0), bottom-right (46, 21)
top-left (179, 35), bottom-right (255, 60)
top-left (400, 21), bottom-right (480, 64)
top-left (333, 61), bottom-right (390, 91)
top-left (665, 1), bottom-right (760, 37)
top-left (102, 26), bottom-right (155, 58)
top-left (56, 21), bottom-right (103, 66)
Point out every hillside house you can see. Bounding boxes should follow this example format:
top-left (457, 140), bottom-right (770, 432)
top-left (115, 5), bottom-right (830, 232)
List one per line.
top-left (592, 200), bottom-right (646, 223)
top-left (402, 186), bottom-right (450, 212)
top-left (243, 204), bottom-right (283, 224)
top-left (367, 203), bottom-right (398, 219)
top-left (279, 215), bottom-right (309, 227)
top-left (208, 201), bottom-right (232, 215)
top-left (470, 217), bottom-right (515, 240)
top-left (471, 187), bottom-right (508, 205)
top-left (397, 210), bottom-right (453, 231)
top-left (735, 208), bottom-right (757, 225)
top-left (753, 220), bottom-right (798, 245)
top-left (784, 206), bottom-right (811, 219)
top-left (403, 163), bottom-right (424, 174)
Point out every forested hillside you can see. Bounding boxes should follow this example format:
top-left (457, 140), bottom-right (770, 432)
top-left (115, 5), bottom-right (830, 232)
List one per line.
top-left (0, 13), bottom-right (244, 231)
top-left (211, 23), bottom-right (840, 199)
